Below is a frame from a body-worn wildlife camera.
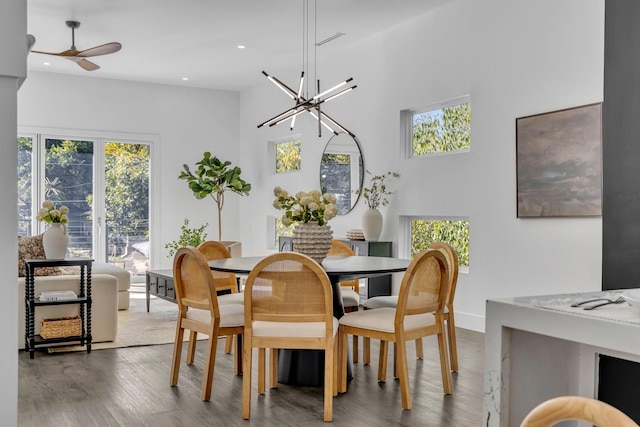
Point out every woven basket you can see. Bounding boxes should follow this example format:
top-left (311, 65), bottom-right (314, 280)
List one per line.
top-left (40, 315), bottom-right (82, 339)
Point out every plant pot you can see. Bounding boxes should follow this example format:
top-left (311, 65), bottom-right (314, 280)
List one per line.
top-left (362, 208), bottom-right (383, 241)
top-left (292, 222), bottom-right (333, 264)
top-left (43, 223), bottom-right (69, 259)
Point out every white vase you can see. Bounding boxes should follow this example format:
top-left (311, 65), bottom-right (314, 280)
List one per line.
top-left (362, 208), bottom-right (383, 241)
top-left (292, 222), bottom-right (333, 264)
top-left (43, 223), bottom-right (69, 259)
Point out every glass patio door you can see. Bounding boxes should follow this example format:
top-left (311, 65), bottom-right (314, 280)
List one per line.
top-left (17, 135), bottom-right (151, 279)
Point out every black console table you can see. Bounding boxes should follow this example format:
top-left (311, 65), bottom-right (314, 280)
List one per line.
top-left (340, 240), bottom-right (393, 300)
top-left (24, 258), bottom-right (93, 359)
top-left (146, 269), bottom-right (175, 312)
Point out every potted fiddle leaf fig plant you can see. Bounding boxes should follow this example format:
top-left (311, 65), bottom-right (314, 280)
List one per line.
top-left (179, 152), bottom-right (251, 241)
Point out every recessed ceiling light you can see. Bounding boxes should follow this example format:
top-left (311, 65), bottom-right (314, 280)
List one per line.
top-left (181, 77), bottom-right (189, 81)
top-left (237, 45), bottom-right (246, 49)
top-left (43, 62), bottom-right (50, 66)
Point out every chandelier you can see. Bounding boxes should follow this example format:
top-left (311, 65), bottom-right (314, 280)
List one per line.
top-left (257, 0), bottom-right (357, 137)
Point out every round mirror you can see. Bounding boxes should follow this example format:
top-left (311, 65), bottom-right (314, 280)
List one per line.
top-left (319, 132), bottom-right (364, 215)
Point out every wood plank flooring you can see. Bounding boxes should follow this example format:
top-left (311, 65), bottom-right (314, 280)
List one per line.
top-left (19, 328), bottom-right (484, 426)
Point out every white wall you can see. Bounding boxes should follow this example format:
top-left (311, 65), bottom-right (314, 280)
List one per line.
top-left (238, 0), bottom-right (605, 331)
top-left (18, 71), bottom-right (241, 269)
top-left (1, 0), bottom-right (27, 423)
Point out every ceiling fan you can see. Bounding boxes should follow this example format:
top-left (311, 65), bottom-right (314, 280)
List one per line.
top-left (31, 20), bottom-right (122, 71)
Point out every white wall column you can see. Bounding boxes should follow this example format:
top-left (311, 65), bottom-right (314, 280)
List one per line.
top-left (0, 0), bottom-right (27, 423)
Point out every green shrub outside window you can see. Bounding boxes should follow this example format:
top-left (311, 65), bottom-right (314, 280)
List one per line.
top-left (411, 219), bottom-right (469, 267)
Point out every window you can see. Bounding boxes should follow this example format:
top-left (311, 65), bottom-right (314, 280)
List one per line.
top-left (275, 139), bottom-right (301, 173)
top-left (17, 136), bottom-right (33, 236)
top-left (405, 97), bottom-right (471, 157)
top-left (18, 133), bottom-right (152, 278)
top-left (410, 218), bottom-right (469, 267)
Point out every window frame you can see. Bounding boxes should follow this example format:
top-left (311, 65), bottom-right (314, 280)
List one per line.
top-left (401, 94), bottom-right (471, 159)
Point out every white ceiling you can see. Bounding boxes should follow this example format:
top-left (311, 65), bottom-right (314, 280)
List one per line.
top-left (27, 0), bottom-right (448, 91)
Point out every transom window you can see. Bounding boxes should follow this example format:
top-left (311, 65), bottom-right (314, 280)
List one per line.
top-left (404, 97), bottom-right (471, 157)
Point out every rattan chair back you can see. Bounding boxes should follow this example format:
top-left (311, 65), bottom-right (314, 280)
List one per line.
top-left (396, 249), bottom-right (449, 320)
top-left (328, 240), bottom-right (359, 294)
top-left (197, 240), bottom-right (238, 294)
top-left (245, 251), bottom-right (333, 326)
top-left (173, 246), bottom-right (219, 316)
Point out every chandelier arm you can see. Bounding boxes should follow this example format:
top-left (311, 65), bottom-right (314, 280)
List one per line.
top-left (308, 109), bottom-right (339, 136)
top-left (315, 85), bottom-right (357, 105)
top-left (258, 107), bottom-right (301, 128)
top-left (269, 108), bottom-right (307, 127)
top-left (319, 110), bottom-right (354, 137)
top-left (262, 71), bottom-right (298, 99)
top-left (312, 78), bottom-right (353, 101)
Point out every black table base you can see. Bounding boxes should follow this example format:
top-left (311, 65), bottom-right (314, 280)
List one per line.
top-left (278, 347), bottom-right (352, 387)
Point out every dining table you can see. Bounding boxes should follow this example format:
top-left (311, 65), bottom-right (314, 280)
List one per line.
top-left (209, 254), bottom-right (411, 387)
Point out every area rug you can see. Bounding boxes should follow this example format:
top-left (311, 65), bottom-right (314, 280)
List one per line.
top-left (48, 288), bottom-right (207, 353)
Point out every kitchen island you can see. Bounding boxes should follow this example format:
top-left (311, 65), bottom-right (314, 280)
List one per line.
top-left (484, 290), bottom-right (640, 426)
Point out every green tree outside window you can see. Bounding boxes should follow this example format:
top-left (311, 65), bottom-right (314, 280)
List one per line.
top-left (411, 219), bottom-right (469, 267)
top-left (412, 103), bottom-right (471, 156)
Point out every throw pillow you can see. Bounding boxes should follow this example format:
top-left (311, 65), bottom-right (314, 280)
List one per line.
top-left (18, 234), bottom-right (79, 277)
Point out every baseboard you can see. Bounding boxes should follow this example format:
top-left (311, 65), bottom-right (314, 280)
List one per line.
top-left (455, 311), bottom-right (485, 333)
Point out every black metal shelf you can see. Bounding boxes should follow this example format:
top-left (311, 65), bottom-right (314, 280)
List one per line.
top-left (33, 296), bottom-right (88, 307)
top-left (24, 258), bottom-right (93, 359)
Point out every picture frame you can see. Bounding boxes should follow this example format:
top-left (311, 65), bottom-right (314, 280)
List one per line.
top-left (516, 103), bottom-right (602, 217)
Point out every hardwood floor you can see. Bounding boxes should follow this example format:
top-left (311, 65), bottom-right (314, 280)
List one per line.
top-left (19, 328), bottom-right (484, 426)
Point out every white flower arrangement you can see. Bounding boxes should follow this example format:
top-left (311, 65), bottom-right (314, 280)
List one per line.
top-left (36, 200), bottom-right (69, 224)
top-left (273, 187), bottom-right (338, 226)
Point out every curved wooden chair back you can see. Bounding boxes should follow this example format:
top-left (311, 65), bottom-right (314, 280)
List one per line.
top-left (245, 252), bottom-right (333, 326)
top-left (396, 249), bottom-right (449, 320)
top-left (428, 242), bottom-right (460, 371)
top-left (328, 240), bottom-right (359, 294)
top-left (173, 246), bottom-right (219, 317)
top-left (197, 240), bottom-right (238, 294)
top-left (429, 242), bottom-right (459, 308)
top-left (520, 396), bottom-right (638, 427)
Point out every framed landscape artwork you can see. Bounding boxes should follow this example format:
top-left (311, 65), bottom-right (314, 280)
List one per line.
top-left (516, 103), bottom-right (602, 217)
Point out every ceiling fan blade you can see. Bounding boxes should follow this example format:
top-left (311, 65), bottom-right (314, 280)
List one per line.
top-left (66, 57), bottom-right (100, 71)
top-left (77, 42), bottom-right (121, 58)
top-left (32, 49), bottom-right (79, 57)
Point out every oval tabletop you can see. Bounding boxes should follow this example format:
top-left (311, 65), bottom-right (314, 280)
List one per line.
top-left (208, 255), bottom-right (411, 283)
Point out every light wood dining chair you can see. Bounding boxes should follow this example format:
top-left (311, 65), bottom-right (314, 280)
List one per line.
top-left (170, 247), bottom-right (244, 401)
top-left (362, 242), bottom-right (460, 372)
top-left (197, 240), bottom-right (243, 355)
top-left (328, 240), bottom-right (362, 362)
top-left (338, 249), bottom-right (452, 409)
top-left (520, 396), bottom-right (638, 427)
top-left (242, 252), bottom-right (338, 422)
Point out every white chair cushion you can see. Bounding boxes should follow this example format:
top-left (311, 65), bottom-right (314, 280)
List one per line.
top-left (362, 295), bottom-right (398, 309)
top-left (341, 289), bottom-right (360, 308)
top-left (218, 292), bottom-right (244, 305)
top-left (252, 317), bottom-right (339, 338)
top-left (186, 304), bottom-right (244, 328)
top-left (339, 307), bottom-right (435, 333)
